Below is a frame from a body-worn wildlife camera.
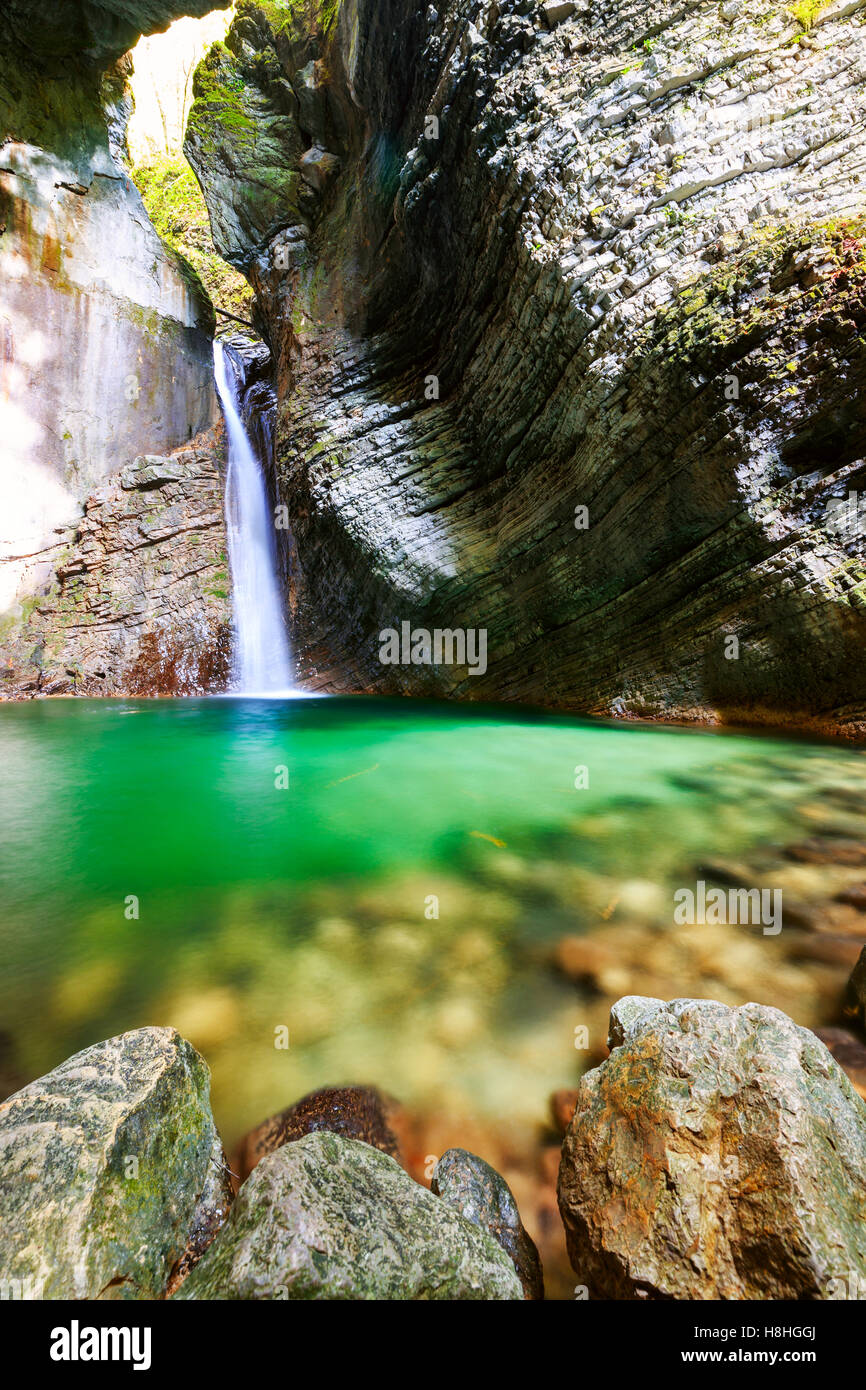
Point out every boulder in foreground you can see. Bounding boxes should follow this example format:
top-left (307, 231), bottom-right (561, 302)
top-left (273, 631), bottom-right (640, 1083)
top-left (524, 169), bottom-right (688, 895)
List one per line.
top-left (0, 1027), bottom-right (232, 1299)
top-left (177, 1131), bottom-right (523, 1300)
top-left (558, 996), bottom-right (866, 1300)
top-left (432, 1147), bottom-right (543, 1300)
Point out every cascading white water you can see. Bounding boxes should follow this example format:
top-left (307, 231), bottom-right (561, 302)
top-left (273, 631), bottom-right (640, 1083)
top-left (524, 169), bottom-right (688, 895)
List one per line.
top-left (213, 341), bottom-right (294, 695)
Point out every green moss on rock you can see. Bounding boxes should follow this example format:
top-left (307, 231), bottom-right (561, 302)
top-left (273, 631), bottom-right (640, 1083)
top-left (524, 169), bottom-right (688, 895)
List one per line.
top-left (175, 1131), bottom-right (524, 1300)
top-left (0, 1028), bottom-right (233, 1299)
top-left (132, 153), bottom-right (253, 323)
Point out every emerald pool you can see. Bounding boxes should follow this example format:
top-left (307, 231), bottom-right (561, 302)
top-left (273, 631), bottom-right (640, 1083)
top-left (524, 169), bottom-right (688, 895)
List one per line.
top-left (1, 696), bottom-right (864, 1150)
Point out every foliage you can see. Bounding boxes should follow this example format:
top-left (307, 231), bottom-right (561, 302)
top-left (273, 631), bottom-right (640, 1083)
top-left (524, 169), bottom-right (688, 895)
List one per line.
top-left (132, 153), bottom-right (254, 324)
top-left (788, 1), bottom-right (831, 31)
top-left (239, 0), bottom-right (343, 38)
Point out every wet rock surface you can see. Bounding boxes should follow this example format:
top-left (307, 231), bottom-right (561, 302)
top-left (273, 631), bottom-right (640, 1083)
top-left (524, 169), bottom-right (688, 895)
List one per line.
top-left (238, 1083), bottom-right (405, 1180)
top-left (558, 996), bottom-right (866, 1300)
top-left (432, 1146), bottom-right (544, 1299)
top-left (0, 1027), bottom-right (233, 1300)
top-left (176, 1130), bottom-right (524, 1300)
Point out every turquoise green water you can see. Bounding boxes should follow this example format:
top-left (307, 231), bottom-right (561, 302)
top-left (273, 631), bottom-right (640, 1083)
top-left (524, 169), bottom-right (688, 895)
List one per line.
top-left (0, 696), bottom-right (864, 1142)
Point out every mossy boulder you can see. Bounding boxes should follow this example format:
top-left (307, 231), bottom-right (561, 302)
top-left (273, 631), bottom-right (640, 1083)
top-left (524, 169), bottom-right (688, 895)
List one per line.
top-left (175, 1131), bottom-right (524, 1300)
top-left (0, 1028), bottom-right (232, 1300)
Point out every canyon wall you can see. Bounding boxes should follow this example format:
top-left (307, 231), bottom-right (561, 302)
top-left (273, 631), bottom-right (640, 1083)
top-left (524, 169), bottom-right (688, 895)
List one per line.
top-left (187, 0), bottom-right (866, 733)
top-left (0, 1), bottom-right (230, 695)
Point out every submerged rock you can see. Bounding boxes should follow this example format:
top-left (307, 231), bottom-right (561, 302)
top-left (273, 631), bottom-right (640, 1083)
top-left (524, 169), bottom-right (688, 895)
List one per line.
top-left (432, 1148), bottom-right (543, 1299)
top-left (549, 1088), bottom-right (581, 1137)
top-left (0, 1027), bottom-right (232, 1300)
top-left (238, 1084), bottom-right (405, 1180)
top-left (176, 1131), bottom-right (523, 1300)
top-left (786, 838), bottom-right (866, 866)
top-left (837, 882), bottom-right (866, 911)
top-left (848, 947), bottom-right (866, 1030)
top-left (558, 996), bottom-right (866, 1300)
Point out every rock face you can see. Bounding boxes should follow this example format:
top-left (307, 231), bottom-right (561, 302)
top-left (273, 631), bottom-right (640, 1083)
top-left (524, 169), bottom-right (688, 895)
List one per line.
top-left (0, 2), bottom-right (226, 685)
top-left (184, 27), bottom-right (306, 271)
top-left (238, 1083), bottom-right (404, 1181)
top-left (185, 0), bottom-right (866, 732)
top-left (0, 429), bottom-right (232, 696)
top-left (557, 996), bottom-right (866, 1300)
top-left (432, 1147), bottom-right (544, 1300)
top-left (0, 1027), bottom-right (232, 1300)
top-left (176, 1130), bottom-right (524, 1300)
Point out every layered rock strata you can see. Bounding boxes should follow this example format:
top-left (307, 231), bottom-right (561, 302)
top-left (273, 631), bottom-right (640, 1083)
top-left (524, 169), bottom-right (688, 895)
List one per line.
top-left (186, 0), bottom-right (866, 732)
top-left (0, 430), bottom-right (232, 696)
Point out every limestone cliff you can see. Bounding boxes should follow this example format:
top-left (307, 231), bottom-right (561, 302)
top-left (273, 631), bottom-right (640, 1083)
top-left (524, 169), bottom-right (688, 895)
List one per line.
top-left (186, 0), bottom-right (866, 734)
top-left (0, 429), bottom-right (231, 697)
top-left (0, 1), bottom-right (230, 694)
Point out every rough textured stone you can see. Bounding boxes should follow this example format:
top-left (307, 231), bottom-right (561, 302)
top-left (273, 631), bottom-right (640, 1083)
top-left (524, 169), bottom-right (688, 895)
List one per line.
top-left (558, 996), bottom-right (866, 1300)
top-left (432, 1147), bottom-right (544, 1300)
top-left (176, 1131), bottom-right (524, 1300)
top-left (787, 838), bottom-right (866, 866)
top-left (0, 1027), bottom-right (233, 1300)
top-left (187, 0), bottom-right (866, 733)
top-left (184, 23), bottom-right (306, 271)
top-left (0, 428), bottom-right (232, 697)
top-left (238, 1084), bottom-right (404, 1181)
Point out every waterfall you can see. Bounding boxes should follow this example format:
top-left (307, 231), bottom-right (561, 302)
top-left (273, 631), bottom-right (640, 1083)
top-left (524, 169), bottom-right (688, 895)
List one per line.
top-left (213, 340), bottom-right (294, 695)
